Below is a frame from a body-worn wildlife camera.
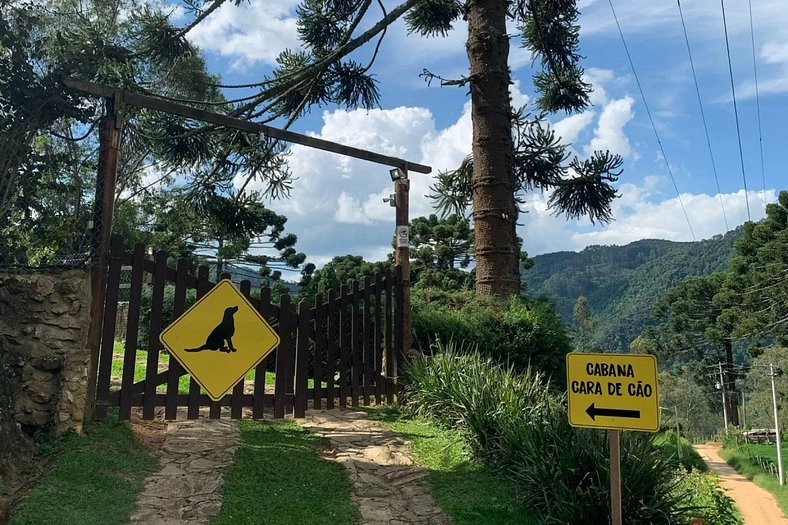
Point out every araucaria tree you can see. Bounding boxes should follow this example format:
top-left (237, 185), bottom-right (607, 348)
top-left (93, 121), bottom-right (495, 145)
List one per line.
top-left (198, 0), bottom-right (623, 298)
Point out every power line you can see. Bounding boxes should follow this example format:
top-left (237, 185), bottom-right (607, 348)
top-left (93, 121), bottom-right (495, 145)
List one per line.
top-left (748, 0), bottom-right (768, 209)
top-left (607, 0), bottom-right (696, 241)
top-left (677, 0), bottom-right (729, 231)
top-left (720, 0), bottom-right (751, 221)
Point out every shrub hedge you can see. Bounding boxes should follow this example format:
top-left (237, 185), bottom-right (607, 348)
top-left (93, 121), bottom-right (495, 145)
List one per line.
top-left (411, 290), bottom-right (571, 383)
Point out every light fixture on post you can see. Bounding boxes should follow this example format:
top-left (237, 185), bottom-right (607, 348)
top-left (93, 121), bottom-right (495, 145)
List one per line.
top-left (389, 167), bottom-right (405, 182)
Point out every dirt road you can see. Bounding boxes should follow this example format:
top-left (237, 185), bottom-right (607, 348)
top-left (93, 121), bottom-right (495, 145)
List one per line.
top-left (694, 444), bottom-right (787, 525)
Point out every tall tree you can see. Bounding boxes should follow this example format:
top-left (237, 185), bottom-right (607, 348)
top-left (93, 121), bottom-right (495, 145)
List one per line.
top-left (189, 0), bottom-right (622, 298)
top-left (572, 295), bottom-right (595, 352)
top-left (652, 273), bottom-right (739, 426)
top-left (298, 254), bottom-right (388, 299)
top-left (409, 214), bottom-right (474, 291)
top-left (719, 191), bottom-right (788, 346)
top-left (1, 0), bottom-right (294, 266)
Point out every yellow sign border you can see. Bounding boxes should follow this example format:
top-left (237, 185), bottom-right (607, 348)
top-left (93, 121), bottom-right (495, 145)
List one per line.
top-left (566, 352), bottom-right (659, 432)
top-left (159, 279), bottom-right (281, 401)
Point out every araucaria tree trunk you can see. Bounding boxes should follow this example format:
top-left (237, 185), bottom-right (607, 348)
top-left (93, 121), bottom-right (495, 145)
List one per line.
top-left (466, 0), bottom-right (520, 297)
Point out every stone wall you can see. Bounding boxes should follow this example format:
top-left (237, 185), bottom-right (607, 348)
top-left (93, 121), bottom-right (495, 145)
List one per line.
top-left (0, 271), bottom-right (92, 450)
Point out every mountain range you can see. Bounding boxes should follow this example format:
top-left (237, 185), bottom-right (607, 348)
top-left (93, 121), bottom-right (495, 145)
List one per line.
top-left (523, 229), bottom-right (742, 351)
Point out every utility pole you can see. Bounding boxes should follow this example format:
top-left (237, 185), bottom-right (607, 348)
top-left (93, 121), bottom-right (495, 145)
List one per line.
top-left (718, 362), bottom-right (729, 431)
top-left (84, 93), bottom-right (124, 421)
top-left (741, 390), bottom-right (746, 430)
top-left (390, 167), bottom-right (411, 363)
top-left (769, 363), bottom-right (784, 485)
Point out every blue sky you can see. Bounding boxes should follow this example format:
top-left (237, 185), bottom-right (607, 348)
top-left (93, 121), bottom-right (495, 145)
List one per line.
top-left (166, 0), bottom-right (786, 266)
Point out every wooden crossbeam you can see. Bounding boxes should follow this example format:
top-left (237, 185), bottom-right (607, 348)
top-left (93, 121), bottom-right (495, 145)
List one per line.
top-left (62, 77), bottom-right (432, 174)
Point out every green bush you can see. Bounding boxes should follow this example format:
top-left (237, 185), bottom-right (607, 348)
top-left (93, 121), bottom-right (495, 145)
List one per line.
top-left (403, 342), bottom-right (558, 456)
top-left (403, 342), bottom-right (706, 524)
top-left (673, 467), bottom-right (740, 525)
top-left (412, 291), bottom-right (571, 382)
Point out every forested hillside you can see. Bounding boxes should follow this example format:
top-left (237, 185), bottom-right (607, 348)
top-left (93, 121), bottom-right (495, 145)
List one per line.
top-left (523, 229), bottom-right (741, 351)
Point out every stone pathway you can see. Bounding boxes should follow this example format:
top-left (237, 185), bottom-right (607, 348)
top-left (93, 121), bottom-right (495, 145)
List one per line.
top-left (130, 412), bottom-right (240, 525)
top-left (301, 409), bottom-right (451, 525)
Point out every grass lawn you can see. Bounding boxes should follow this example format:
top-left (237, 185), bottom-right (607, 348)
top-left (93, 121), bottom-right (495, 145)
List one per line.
top-left (10, 411), bottom-right (157, 525)
top-left (655, 430), bottom-right (707, 472)
top-left (720, 442), bottom-right (788, 517)
top-left (211, 420), bottom-right (357, 525)
top-left (110, 342), bottom-right (329, 395)
top-left (362, 406), bottom-right (542, 525)
top-left (110, 342), bottom-right (276, 394)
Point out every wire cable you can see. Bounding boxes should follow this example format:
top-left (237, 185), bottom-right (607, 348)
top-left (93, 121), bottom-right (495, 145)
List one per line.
top-left (748, 0), bottom-right (767, 208)
top-left (677, 0), bottom-right (729, 231)
top-left (608, 0), bottom-right (696, 241)
top-left (720, 0), bottom-right (751, 221)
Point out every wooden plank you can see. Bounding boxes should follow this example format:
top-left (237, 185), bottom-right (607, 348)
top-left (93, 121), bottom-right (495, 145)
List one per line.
top-left (374, 272), bottom-right (384, 405)
top-left (165, 258), bottom-right (189, 420)
top-left (338, 284), bottom-right (350, 408)
top-left (188, 265), bottom-right (209, 419)
top-left (312, 294), bottom-right (325, 410)
top-left (231, 280), bottom-right (252, 419)
top-left (95, 235), bottom-right (124, 420)
top-left (253, 286), bottom-right (272, 419)
top-left (326, 289), bottom-right (337, 410)
top-left (115, 393), bottom-right (270, 408)
top-left (294, 300), bottom-right (310, 418)
top-left (143, 250), bottom-right (168, 420)
top-left (385, 268), bottom-right (394, 404)
top-left (274, 294), bottom-right (292, 418)
top-left (119, 244), bottom-right (145, 420)
top-left (362, 276), bottom-right (373, 406)
top-left (351, 280), bottom-right (361, 408)
top-left (62, 77), bottom-right (432, 175)
top-left (209, 272), bottom-right (231, 419)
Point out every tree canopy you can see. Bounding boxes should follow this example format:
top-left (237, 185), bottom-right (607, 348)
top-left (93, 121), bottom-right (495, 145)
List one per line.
top-left (1, 0), bottom-right (301, 270)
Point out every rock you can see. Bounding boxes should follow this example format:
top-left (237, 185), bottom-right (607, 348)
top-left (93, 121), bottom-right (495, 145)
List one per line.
top-left (30, 355), bottom-right (63, 371)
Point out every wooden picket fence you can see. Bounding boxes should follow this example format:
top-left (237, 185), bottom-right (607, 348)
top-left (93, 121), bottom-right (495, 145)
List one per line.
top-left (93, 235), bottom-right (404, 420)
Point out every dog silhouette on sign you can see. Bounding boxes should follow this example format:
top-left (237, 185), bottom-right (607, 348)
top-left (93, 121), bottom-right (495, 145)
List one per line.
top-left (185, 306), bottom-right (238, 353)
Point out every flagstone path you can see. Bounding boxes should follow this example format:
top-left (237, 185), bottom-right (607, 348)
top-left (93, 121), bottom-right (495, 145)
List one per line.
top-left (301, 409), bottom-right (451, 525)
top-left (127, 407), bottom-right (450, 524)
top-left (129, 409), bottom-right (240, 525)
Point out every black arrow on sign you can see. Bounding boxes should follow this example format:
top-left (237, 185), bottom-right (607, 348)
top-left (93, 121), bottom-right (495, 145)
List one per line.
top-left (586, 402), bottom-right (640, 421)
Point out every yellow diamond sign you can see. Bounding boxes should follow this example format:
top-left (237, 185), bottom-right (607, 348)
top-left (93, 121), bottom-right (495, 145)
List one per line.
top-left (159, 279), bottom-right (280, 401)
top-left (566, 353), bottom-right (659, 432)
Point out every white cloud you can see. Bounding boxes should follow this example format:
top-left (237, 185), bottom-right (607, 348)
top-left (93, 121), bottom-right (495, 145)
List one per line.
top-left (584, 67), bottom-right (615, 106)
top-left (237, 80), bottom-right (773, 266)
top-left (583, 96), bottom-right (634, 158)
top-left (762, 41), bottom-right (788, 64)
top-left (518, 186), bottom-right (774, 255)
top-left (553, 111), bottom-right (595, 146)
top-left (334, 192), bottom-right (371, 224)
top-left (186, 1), bottom-right (301, 66)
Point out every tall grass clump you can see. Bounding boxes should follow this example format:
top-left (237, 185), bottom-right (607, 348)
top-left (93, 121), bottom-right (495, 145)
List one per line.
top-left (403, 341), bottom-right (701, 524)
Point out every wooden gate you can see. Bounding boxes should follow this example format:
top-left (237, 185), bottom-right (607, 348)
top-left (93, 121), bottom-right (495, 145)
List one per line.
top-left (93, 235), bottom-right (404, 420)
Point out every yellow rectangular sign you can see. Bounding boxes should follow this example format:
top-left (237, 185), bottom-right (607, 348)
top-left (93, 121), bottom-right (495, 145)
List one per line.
top-left (566, 353), bottom-right (659, 432)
